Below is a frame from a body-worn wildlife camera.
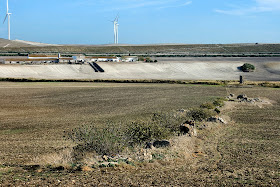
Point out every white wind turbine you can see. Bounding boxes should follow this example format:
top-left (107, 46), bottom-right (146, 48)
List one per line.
top-left (3, 0), bottom-right (12, 40)
top-left (112, 15), bottom-right (119, 44)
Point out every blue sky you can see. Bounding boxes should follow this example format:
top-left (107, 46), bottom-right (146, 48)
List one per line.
top-left (1, 0), bottom-right (280, 44)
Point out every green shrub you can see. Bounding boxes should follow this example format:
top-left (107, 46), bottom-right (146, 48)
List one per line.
top-left (138, 57), bottom-right (145, 61)
top-left (151, 112), bottom-right (184, 134)
top-left (125, 120), bottom-right (171, 145)
top-left (241, 63), bottom-right (255, 72)
top-left (200, 102), bottom-right (215, 109)
top-left (67, 122), bottom-right (126, 156)
top-left (187, 108), bottom-right (215, 121)
top-left (213, 97), bottom-right (226, 107)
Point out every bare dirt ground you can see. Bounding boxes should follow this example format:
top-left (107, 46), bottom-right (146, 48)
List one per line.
top-left (0, 57), bottom-right (279, 81)
top-left (0, 82), bottom-right (279, 186)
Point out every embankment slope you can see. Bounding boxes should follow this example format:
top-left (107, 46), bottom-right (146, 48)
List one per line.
top-left (0, 57), bottom-right (279, 81)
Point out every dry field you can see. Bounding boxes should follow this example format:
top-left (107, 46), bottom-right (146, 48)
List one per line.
top-left (0, 38), bottom-right (279, 54)
top-left (0, 82), bottom-right (279, 186)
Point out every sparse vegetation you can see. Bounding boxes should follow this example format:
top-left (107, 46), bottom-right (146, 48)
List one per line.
top-left (200, 102), bottom-right (215, 109)
top-left (213, 97), bottom-right (227, 107)
top-left (1, 39), bottom-right (280, 56)
top-left (67, 123), bottom-right (127, 156)
top-left (138, 56), bottom-right (145, 61)
top-left (151, 112), bottom-right (184, 134)
top-left (187, 108), bottom-right (215, 121)
top-left (125, 120), bottom-right (171, 146)
top-left (0, 82), bottom-right (279, 186)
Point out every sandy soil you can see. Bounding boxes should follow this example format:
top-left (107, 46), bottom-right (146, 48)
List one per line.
top-left (0, 57), bottom-right (279, 81)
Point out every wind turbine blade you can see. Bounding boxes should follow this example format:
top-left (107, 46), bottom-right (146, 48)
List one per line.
top-left (114, 14), bottom-right (119, 22)
top-left (3, 14), bottom-right (8, 24)
top-left (7, 0), bottom-right (9, 13)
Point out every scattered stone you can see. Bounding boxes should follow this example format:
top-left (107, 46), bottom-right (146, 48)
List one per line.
top-left (99, 162), bottom-right (119, 168)
top-left (82, 166), bottom-right (92, 172)
top-left (23, 165), bottom-right (41, 171)
top-left (180, 120), bottom-right (197, 136)
top-left (178, 109), bottom-right (186, 113)
top-left (192, 128), bottom-right (197, 137)
top-left (253, 98), bottom-right (262, 102)
top-left (102, 155), bottom-right (108, 161)
top-left (214, 108), bottom-right (221, 114)
top-left (185, 120), bottom-right (195, 126)
top-left (227, 94), bottom-right (236, 100)
top-left (236, 95), bottom-right (264, 103)
top-left (237, 94), bottom-right (248, 100)
top-left (145, 142), bottom-right (153, 149)
top-left (180, 124), bottom-right (190, 135)
top-left (153, 140), bottom-right (170, 148)
top-left (198, 124), bottom-right (208, 130)
top-left (208, 117), bottom-right (227, 124)
top-left (52, 166), bottom-right (65, 171)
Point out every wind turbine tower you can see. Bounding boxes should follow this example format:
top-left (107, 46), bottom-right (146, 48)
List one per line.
top-left (113, 15), bottom-right (119, 44)
top-left (3, 0), bottom-right (12, 40)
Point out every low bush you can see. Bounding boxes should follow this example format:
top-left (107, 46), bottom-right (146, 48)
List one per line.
top-left (200, 102), bottom-right (215, 109)
top-left (67, 122), bottom-right (126, 156)
top-left (213, 97), bottom-right (226, 107)
top-left (138, 57), bottom-right (145, 61)
top-left (241, 63), bottom-right (255, 72)
top-left (187, 108), bottom-right (215, 121)
top-left (125, 120), bottom-right (171, 145)
top-left (151, 112), bottom-right (184, 134)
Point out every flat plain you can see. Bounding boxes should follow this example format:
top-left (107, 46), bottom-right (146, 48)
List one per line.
top-left (0, 82), bottom-right (279, 186)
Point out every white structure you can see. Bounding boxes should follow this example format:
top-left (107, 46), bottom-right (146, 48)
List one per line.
top-left (112, 15), bottom-right (119, 44)
top-left (3, 0), bottom-right (12, 40)
top-left (122, 56), bottom-right (138, 62)
top-left (28, 54), bottom-right (61, 59)
top-left (88, 56), bottom-right (121, 62)
top-left (72, 55), bottom-right (86, 62)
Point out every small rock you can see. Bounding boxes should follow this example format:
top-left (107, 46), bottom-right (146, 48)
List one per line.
top-left (179, 109), bottom-right (186, 113)
top-left (192, 128), bottom-right (197, 137)
top-left (180, 120), bottom-right (196, 136)
top-left (82, 166), bottom-right (92, 172)
top-left (153, 140), bottom-right (170, 148)
top-left (180, 124), bottom-right (190, 135)
top-left (218, 117), bottom-right (227, 124)
top-left (54, 166), bottom-right (65, 171)
top-left (102, 155), bottom-right (108, 161)
top-left (23, 165), bottom-right (41, 171)
top-left (145, 142), bottom-right (153, 149)
top-left (237, 94), bottom-right (247, 100)
top-left (208, 117), bottom-right (227, 124)
top-left (254, 98), bottom-right (261, 102)
top-left (199, 124), bottom-right (208, 130)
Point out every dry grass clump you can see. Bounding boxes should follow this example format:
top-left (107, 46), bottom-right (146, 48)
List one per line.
top-left (31, 148), bottom-right (73, 167)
